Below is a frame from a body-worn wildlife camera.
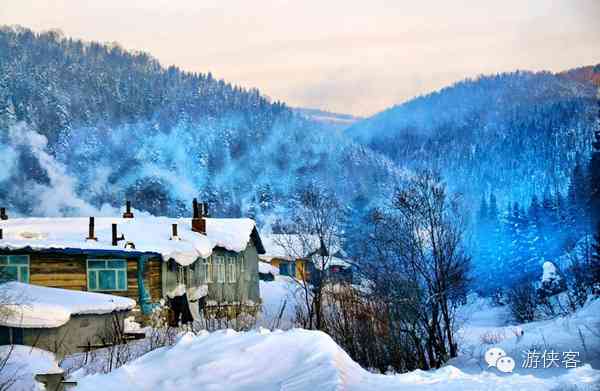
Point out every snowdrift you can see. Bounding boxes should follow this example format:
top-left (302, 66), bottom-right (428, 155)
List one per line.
top-left (74, 328), bottom-right (599, 391)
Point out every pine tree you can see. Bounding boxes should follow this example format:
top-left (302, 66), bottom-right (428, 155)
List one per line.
top-left (489, 193), bottom-right (498, 222)
top-left (568, 160), bottom-right (589, 236)
top-left (528, 194), bottom-right (541, 224)
top-left (527, 194), bottom-right (542, 258)
top-left (478, 195), bottom-right (489, 223)
top-left (590, 96), bottom-right (600, 227)
top-left (591, 223), bottom-right (600, 290)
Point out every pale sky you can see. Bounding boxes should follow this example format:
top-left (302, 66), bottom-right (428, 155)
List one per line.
top-left (1, 1), bottom-right (599, 116)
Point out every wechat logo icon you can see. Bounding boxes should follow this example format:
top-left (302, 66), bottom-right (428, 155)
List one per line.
top-left (485, 347), bottom-right (515, 373)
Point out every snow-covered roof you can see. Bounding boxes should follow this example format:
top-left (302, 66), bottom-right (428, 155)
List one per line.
top-left (258, 261), bottom-right (279, 275)
top-left (260, 234), bottom-right (341, 260)
top-left (259, 233), bottom-right (349, 270)
top-left (0, 216), bottom-right (259, 266)
top-left (0, 282), bottom-right (136, 328)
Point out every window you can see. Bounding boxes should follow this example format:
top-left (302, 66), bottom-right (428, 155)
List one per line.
top-left (0, 255), bottom-right (30, 283)
top-left (279, 263), bottom-right (288, 276)
top-left (227, 257), bottom-right (236, 283)
top-left (87, 259), bottom-right (127, 291)
top-left (203, 258), bottom-right (212, 283)
top-left (215, 256), bottom-right (225, 283)
top-left (289, 261), bottom-right (296, 278)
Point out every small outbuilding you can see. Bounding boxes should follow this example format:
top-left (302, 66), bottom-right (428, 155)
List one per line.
top-left (0, 282), bottom-right (135, 358)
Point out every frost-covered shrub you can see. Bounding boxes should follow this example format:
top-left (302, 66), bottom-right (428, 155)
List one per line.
top-left (550, 383), bottom-right (600, 391)
top-left (507, 280), bottom-right (538, 323)
top-left (480, 330), bottom-right (506, 345)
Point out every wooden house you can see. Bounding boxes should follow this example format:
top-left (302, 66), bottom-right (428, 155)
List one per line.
top-left (0, 200), bottom-right (265, 324)
top-left (259, 234), bottom-right (315, 281)
top-left (259, 234), bottom-right (352, 283)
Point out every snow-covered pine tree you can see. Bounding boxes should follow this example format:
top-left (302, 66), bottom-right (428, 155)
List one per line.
top-left (567, 160), bottom-right (589, 237)
top-left (590, 95), bottom-right (600, 227)
top-left (591, 223), bottom-right (600, 292)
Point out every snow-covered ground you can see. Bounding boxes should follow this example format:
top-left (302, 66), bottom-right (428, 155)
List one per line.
top-left (0, 345), bottom-right (62, 390)
top-left (67, 293), bottom-right (600, 390)
top-left (453, 295), bottom-right (600, 378)
top-left (3, 284), bottom-right (599, 390)
top-left (257, 275), bottom-right (305, 329)
top-left (70, 325), bottom-right (598, 391)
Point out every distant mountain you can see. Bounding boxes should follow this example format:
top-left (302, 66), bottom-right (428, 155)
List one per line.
top-left (293, 108), bottom-right (362, 131)
top-left (347, 68), bottom-right (600, 205)
top-left (558, 64), bottom-right (600, 87)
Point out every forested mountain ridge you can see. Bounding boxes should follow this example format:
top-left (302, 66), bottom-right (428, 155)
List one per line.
top-left (0, 26), bottom-right (289, 145)
top-left (347, 68), bottom-right (599, 206)
top-left (0, 26), bottom-right (401, 220)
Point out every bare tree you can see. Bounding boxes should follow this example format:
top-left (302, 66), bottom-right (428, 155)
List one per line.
top-left (355, 171), bottom-right (470, 369)
top-left (0, 284), bottom-right (27, 390)
top-left (276, 184), bottom-right (344, 330)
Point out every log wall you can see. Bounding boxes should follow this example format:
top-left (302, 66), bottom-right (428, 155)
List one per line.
top-left (1, 250), bottom-right (162, 303)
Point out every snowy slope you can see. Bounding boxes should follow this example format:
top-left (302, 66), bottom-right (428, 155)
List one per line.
top-left (72, 328), bottom-right (599, 391)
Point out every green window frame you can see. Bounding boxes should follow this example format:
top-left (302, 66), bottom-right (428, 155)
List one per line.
top-left (0, 255), bottom-right (30, 283)
top-left (87, 259), bottom-right (128, 291)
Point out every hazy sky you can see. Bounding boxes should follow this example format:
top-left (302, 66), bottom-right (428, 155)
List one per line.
top-left (1, 1), bottom-right (599, 116)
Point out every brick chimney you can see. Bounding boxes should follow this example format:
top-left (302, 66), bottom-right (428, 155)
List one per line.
top-left (0, 208), bottom-right (7, 220)
top-left (122, 201), bottom-right (134, 219)
top-left (191, 198), bottom-right (206, 235)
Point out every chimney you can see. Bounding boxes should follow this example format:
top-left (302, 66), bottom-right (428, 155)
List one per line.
top-left (122, 201), bottom-right (134, 219)
top-left (86, 217), bottom-right (98, 241)
top-left (0, 208), bottom-right (7, 220)
top-left (192, 198), bottom-right (200, 219)
top-left (191, 198), bottom-right (206, 235)
top-left (112, 223), bottom-right (124, 246)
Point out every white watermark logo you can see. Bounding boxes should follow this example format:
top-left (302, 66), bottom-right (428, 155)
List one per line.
top-left (485, 347), bottom-right (516, 373)
top-left (521, 349), bottom-right (580, 369)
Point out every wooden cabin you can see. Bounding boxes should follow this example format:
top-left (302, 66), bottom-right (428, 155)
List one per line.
top-left (259, 233), bottom-right (352, 283)
top-left (259, 234), bottom-right (314, 281)
top-left (0, 201), bottom-right (265, 323)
